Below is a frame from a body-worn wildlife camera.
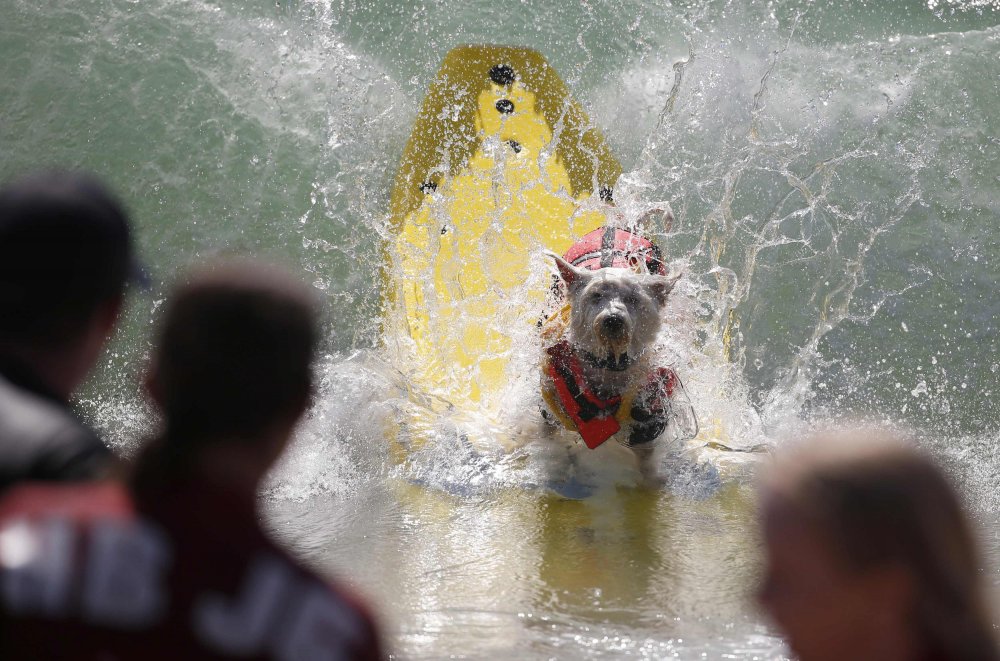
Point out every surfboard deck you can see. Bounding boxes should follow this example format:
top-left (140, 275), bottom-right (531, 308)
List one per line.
top-left (385, 46), bottom-right (621, 418)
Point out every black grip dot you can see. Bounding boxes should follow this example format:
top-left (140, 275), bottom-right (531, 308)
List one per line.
top-left (489, 64), bottom-right (516, 86)
top-left (495, 99), bottom-right (515, 114)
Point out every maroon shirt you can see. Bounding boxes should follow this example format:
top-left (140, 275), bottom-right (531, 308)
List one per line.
top-left (0, 477), bottom-right (383, 660)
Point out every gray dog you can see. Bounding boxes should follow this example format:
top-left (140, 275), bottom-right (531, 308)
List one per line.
top-left (538, 226), bottom-right (693, 484)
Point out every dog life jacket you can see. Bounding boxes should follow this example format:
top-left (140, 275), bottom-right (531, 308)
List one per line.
top-left (543, 339), bottom-right (682, 449)
top-left (563, 226), bottom-right (667, 275)
top-left (541, 226), bottom-right (692, 449)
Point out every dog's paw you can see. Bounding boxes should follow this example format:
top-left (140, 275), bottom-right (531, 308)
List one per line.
top-left (638, 470), bottom-right (668, 490)
top-left (544, 475), bottom-right (597, 500)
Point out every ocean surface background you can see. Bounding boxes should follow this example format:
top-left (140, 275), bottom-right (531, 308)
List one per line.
top-left (2, 0), bottom-right (998, 658)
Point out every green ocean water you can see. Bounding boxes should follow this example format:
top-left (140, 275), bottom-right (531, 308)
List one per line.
top-left (2, 0), bottom-right (998, 658)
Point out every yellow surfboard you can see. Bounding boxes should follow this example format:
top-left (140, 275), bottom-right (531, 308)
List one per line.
top-left (385, 45), bottom-right (621, 418)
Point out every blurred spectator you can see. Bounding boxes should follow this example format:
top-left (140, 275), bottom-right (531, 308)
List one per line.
top-left (0, 171), bottom-right (143, 491)
top-left (757, 431), bottom-right (998, 661)
top-left (0, 260), bottom-right (384, 659)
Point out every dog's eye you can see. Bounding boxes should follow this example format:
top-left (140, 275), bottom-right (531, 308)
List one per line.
top-left (588, 291), bottom-right (604, 303)
top-left (624, 293), bottom-right (639, 306)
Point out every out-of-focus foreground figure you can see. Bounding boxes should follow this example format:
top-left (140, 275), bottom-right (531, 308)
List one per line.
top-left (757, 432), bottom-right (998, 661)
top-left (0, 171), bottom-right (142, 490)
top-left (0, 261), bottom-right (384, 659)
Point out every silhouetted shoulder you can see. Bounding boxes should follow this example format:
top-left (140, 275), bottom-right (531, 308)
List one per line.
top-left (0, 374), bottom-right (111, 491)
top-left (261, 543), bottom-right (386, 661)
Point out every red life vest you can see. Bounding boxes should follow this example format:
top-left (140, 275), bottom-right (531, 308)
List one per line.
top-left (543, 339), bottom-right (680, 449)
top-left (562, 226), bottom-right (667, 275)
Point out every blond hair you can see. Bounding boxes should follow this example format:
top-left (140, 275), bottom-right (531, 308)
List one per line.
top-left (761, 431), bottom-right (998, 661)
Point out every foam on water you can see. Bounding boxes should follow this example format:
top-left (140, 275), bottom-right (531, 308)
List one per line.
top-left (264, 351), bottom-right (740, 503)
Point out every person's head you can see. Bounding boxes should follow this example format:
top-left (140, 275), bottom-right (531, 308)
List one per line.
top-left (757, 430), bottom-right (997, 661)
top-left (144, 260), bottom-right (318, 480)
top-left (0, 170), bottom-right (141, 393)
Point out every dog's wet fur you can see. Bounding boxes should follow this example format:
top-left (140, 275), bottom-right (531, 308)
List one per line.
top-left (541, 252), bottom-right (681, 484)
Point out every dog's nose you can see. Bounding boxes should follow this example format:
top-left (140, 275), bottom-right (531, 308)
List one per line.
top-left (602, 314), bottom-right (626, 335)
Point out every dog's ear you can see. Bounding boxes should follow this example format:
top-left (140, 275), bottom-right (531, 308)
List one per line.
top-left (646, 271), bottom-right (682, 305)
top-left (547, 251), bottom-right (591, 289)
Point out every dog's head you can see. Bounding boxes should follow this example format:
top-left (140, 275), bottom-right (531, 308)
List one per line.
top-left (549, 252), bottom-right (680, 370)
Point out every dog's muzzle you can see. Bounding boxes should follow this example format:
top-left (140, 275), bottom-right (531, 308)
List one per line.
top-left (601, 314), bottom-right (627, 338)
top-left (594, 312), bottom-right (631, 352)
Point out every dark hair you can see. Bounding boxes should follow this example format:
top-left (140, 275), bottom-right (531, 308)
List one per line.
top-left (0, 171), bottom-right (138, 344)
top-left (153, 260), bottom-right (318, 445)
top-left (763, 433), bottom-right (999, 661)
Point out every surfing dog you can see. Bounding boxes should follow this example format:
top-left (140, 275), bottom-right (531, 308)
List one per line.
top-left (539, 223), bottom-right (696, 483)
